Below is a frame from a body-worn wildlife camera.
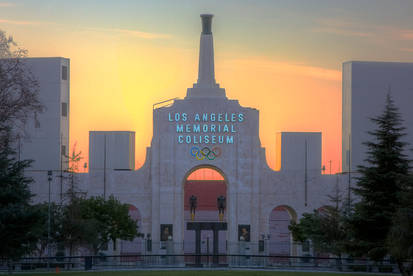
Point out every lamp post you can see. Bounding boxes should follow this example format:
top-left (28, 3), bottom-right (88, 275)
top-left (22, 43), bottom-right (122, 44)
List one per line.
top-left (217, 195), bottom-right (226, 221)
top-left (47, 170), bottom-right (52, 269)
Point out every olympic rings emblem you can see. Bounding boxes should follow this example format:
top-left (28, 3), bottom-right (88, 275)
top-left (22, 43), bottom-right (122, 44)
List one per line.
top-left (190, 146), bottom-right (222, 160)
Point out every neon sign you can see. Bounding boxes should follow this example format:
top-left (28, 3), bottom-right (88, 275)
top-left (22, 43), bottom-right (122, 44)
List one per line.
top-left (168, 112), bottom-right (245, 145)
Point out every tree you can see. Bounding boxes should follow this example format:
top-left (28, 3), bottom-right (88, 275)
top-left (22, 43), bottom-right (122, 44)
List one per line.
top-left (60, 196), bottom-right (98, 255)
top-left (0, 130), bottom-right (43, 271)
top-left (387, 176), bottom-right (413, 276)
top-left (57, 146), bottom-right (95, 255)
top-left (0, 29), bottom-right (43, 145)
top-left (0, 30), bottom-right (45, 273)
top-left (80, 195), bottom-right (140, 253)
top-left (32, 202), bottom-right (64, 257)
top-left (58, 193), bottom-right (139, 255)
top-left (289, 191), bottom-right (348, 258)
top-left (349, 93), bottom-right (411, 260)
top-left (62, 143), bottom-right (85, 203)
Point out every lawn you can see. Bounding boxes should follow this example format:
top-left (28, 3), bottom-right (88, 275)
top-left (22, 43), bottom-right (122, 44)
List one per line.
top-left (23, 270), bottom-right (396, 276)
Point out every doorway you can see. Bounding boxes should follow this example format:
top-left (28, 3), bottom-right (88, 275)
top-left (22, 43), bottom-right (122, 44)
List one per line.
top-left (183, 167), bottom-right (227, 264)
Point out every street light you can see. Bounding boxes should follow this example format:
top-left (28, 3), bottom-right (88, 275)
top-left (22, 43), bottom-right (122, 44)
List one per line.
top-left (47, 170), bottom-right (52, 269)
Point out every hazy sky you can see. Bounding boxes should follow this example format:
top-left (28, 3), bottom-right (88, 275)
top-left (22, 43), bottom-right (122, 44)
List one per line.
top-left (2, 0), bottom-right (413, 172)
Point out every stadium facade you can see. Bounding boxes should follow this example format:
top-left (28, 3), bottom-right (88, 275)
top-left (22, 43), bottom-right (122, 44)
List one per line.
top-left (27, 14), bottom-right (412, 257)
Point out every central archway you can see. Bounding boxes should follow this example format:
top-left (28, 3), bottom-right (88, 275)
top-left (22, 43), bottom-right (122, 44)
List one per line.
top-left (183, 166), bottom-right (227, 257)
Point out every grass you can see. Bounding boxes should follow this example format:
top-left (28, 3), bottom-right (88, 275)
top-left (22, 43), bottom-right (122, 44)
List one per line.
top-left (18, 270), bottom-right (396, 276)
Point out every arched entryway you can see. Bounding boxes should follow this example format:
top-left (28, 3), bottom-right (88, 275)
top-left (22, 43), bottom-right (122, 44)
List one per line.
top-left (183, 166), bottom-right (227, 259)
top-left (120, 205), bottom-right (143, 255)
top-left (269, 205), bottom-right (297, 256)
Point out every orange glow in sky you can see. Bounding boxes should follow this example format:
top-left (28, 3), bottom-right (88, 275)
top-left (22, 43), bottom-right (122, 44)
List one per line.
top-left (6, 1), bottom-right (413, 174)
top-left (65, 44), bottom-right (342, 173)
top-left (3, 18), bottom-right (342, 174)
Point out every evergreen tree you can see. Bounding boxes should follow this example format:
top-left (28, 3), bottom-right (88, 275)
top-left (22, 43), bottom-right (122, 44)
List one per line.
top-left (349, 93), bottom-right (410, 260)
top-left (387, 175), bottom-right (413, 276)
top-left (0, 129), bottom-right (42, 266)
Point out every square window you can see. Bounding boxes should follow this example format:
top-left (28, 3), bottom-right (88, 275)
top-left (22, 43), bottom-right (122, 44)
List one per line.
top-left (62, 102), bottom-right (68, 117)
top-left (62, 65), bottom-right (68, 80)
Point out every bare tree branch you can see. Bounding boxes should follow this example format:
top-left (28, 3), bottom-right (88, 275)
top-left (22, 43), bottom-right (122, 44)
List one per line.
top-left (0, 29), bottom-right (44, 148)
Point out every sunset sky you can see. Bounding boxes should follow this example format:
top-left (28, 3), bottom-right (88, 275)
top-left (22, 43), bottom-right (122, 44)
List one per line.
top-left (2, 0), bottom-right (413, 173)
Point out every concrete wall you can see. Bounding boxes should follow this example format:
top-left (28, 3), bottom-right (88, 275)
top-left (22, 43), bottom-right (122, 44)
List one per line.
top-left (277, 132), bottom-right (322, 173)
top-left (20, 57), bottom-right (70, 171)
top-left (89, 131), bottom-right (135, 171)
